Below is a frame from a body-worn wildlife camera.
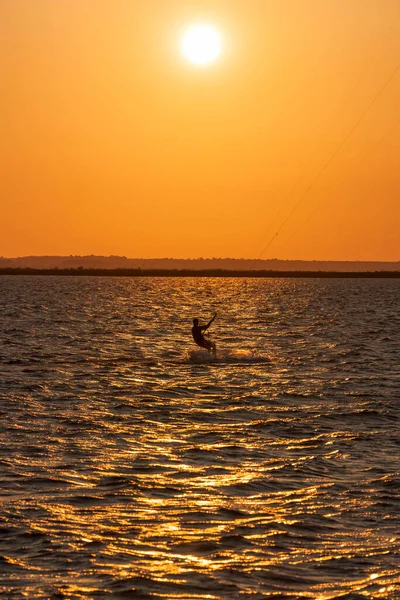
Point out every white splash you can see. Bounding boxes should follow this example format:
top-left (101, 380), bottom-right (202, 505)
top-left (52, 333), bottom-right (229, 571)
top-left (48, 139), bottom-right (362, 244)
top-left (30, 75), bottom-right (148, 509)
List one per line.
top-left (186, 348), bottom-right (271, 364)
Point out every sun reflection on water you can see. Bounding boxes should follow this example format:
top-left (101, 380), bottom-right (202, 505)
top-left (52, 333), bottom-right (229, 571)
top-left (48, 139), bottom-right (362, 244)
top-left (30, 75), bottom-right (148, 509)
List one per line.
top-left (1, 277), bottom-right (400, 598)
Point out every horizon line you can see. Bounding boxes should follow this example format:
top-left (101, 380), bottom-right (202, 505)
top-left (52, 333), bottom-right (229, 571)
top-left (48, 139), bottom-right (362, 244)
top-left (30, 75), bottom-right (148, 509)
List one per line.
top-left (1, 255), bottom-right (400, 263)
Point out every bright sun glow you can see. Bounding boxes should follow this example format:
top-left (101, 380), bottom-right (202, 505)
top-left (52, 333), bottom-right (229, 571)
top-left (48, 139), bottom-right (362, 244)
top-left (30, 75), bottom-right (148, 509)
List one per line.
top-left (181, 25), bottom-right (221, 65)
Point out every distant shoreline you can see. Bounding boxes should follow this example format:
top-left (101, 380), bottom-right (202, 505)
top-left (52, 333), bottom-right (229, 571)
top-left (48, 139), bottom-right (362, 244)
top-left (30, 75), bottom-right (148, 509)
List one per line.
top-left (1, 268), bottom-right (400, 278)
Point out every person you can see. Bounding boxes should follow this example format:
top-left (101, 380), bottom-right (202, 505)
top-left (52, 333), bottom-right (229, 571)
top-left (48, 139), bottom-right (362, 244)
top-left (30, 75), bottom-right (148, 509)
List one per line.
top-left (192, 313), bottom-right (217, 354)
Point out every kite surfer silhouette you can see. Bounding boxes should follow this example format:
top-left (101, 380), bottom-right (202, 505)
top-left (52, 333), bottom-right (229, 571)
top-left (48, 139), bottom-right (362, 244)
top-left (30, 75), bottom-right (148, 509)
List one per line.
top-left (192, 313), bottom-right (217, 355)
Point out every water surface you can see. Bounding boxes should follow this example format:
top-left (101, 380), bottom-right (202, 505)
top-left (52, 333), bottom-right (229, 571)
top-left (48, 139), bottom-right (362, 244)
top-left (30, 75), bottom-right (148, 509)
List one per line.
top-left (1, 276), bottom-right (399, 599)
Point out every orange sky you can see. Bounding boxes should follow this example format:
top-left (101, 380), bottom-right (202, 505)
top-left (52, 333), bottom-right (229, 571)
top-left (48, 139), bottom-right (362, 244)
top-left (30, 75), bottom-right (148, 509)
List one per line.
top-left (2, 0), bottom-right (400, 260)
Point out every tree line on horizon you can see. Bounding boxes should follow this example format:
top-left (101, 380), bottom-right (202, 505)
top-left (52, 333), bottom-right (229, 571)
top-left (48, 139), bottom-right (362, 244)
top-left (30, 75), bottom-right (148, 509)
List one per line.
top-left (0, 255), bottom-right (399, 271)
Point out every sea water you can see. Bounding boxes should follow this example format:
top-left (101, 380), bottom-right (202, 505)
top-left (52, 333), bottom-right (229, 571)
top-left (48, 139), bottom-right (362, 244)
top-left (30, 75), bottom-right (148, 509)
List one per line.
top-left (0, 276), bottom-right (399, 599)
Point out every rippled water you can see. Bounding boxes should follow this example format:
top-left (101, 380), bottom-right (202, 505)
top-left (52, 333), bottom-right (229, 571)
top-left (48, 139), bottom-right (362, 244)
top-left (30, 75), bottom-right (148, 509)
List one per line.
top-left (1, 276), bottom-right (399, 599)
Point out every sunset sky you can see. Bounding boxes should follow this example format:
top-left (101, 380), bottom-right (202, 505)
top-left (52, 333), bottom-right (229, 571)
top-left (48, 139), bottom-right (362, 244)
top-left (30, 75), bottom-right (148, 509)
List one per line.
top-left (2, 0), bottom-right (400, 260)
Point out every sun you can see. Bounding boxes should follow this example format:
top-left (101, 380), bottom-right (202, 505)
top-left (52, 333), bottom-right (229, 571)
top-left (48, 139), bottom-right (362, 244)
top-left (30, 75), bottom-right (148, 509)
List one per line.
top-left (181, 25), bottom-right (221, 65)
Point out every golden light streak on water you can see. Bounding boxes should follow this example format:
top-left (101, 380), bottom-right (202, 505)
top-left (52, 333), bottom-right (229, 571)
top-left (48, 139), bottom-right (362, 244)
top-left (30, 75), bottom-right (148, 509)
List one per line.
top-left (1, 276), bottom-right (399, 598)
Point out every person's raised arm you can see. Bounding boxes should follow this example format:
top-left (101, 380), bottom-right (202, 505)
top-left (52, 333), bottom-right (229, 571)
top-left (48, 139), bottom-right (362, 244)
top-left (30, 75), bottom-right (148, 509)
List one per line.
top-left (204, 313), bottom-right (217, 330)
